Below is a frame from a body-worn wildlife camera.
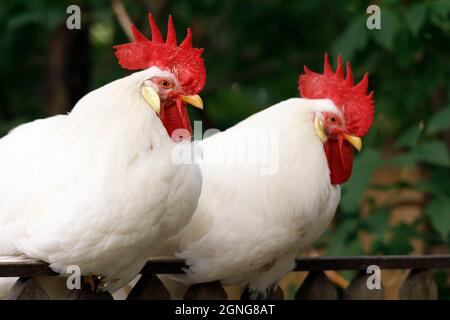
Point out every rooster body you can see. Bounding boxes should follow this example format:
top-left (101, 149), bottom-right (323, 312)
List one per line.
top-left (160, 98), bottom-right (340, 295)
top-left (158, 55), bottom-right (374, 298)
top-left (0, 14), bottom-right (207, 295)
top-left (0, 68), bottom-right (202, 292)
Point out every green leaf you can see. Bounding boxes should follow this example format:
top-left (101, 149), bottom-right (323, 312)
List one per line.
top-left (434, 270), bottom-right (450, 299)
top-left (341, 148), bottom-right (383, 212)
top-left (395, 124), bottom-right (422, 148)
top-left (427, 106), bottom-right (450, 134)
top-left (90, 22), bottom-right (114, 47)
top-left (364, 208), bottom-right (390, 236)
top-left (405, 4), bottom-right (427, 35)
top-left (324, 219), bottom-right (359, 256)
top-left (415, 179), bottom-right (442, 196)
top-left (332, 15), bottom-right (368, 60)
top-left (429, 0), bottom-right (450, 19)
top-left (415, 140), bottom-right (450, 167)
top-left (332, 219), bottom-right (359, 243)
top-left (386, 224), bottom-right (418, 254)
top-left (428, 167), bottom-right (450, 198)
top-left (325, 230), bottom-right (364, 257)
top-left (388, 152), bottom-right (417, 167)
top-left (389, 140), bottom-right (450, 168)
top-left (206, 89), bottom-right (259, 130)
top-left (345, 240), bottom-right (365, 256)
top-left (372, 8), bottom-right (401, 50)
top-left (429, 0), bottom-right (450, 30)
top-left (425, 199), bottom-right (450, 241)
top-left (6, 12), bottom-right (42, 30)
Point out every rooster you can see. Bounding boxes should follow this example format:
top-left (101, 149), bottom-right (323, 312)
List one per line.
top-left (157, 54), bottom-right (374, 298)
top-left (0, 14), bottom-right (205, 296)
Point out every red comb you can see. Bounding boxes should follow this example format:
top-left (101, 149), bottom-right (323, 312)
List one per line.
top-left (298, 53), bottom-right (374, 137)
top-left (113, 14), bottom-right (206, 94)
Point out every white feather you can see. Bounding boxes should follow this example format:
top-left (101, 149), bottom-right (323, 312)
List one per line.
top-left (0, 67), bottom-right (202, 293)
top-left (158, 98), bottom-right (340, 297)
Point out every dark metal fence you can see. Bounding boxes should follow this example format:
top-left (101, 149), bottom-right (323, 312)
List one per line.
top-left (1, 255), bottom-right (449, 299)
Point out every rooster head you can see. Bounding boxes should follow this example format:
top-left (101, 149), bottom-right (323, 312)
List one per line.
top-left (113, 14), bottom-right (206, 140)
top-left (298, 53), bottom-right (374, 185)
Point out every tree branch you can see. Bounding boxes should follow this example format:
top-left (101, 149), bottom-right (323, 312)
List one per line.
top-left (111, 0), bottom-right (134, 41)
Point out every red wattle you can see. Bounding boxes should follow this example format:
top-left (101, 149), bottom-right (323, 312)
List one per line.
top-left (160, 102), bottom-right (192, 141)
top-left (324, 138), bottom-right (354, 185)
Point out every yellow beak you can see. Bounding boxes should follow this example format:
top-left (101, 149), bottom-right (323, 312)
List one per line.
top-left (343, 133), bottom-right (362, 152)
top-left (314, 116), bottom-right (362, 152)
top-left (180, 95), bottom-right (203, 110)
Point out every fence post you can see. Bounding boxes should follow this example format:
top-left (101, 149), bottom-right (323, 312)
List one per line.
top-left (6, 277), bottom-right (49, 300)
top-left (241, 286), bottom-right (284, 300)
top-left (184, 281), bottom-right (227, 300)
top-left (344, 270), bottom-right (385, 300)
top-left (65, 277), bottom-right (113, 300)
top-left (296, 271), bottom-right (337, 300)
top-left (127, 274), bottom-right (171, 300)
top-left (399, 269), bottom-right (437, 300)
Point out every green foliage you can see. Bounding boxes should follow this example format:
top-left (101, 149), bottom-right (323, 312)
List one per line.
top-left (394, 124), bottom-right (423, 148)
top-left (426, 199), bottom-right (450, 241)
top-left (427, 106), bottom-right (450, 134)
top-left (405, 3), bottom-right (427, 35)
top-left (333, 16), bottom-right (368, 60)
top-left (316, 3), bottom-right (450, 297)
top-left (435, 270), bottom-right (450, 299)
top-left (364, 207), bottom-right (390, 237)
top-left (341, 148), bottom-right (383, 213)
top-left (319, 1), bottom-right (450, 260)
top-left (372, 8), bottom-right (401, 50)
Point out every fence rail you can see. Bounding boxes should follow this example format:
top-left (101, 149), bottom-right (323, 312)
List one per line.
top-left (1, 255), bottom-right (449, 300)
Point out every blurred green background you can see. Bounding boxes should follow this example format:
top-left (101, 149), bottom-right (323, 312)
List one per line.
top-left (0, 0), bottom-right (449, 297)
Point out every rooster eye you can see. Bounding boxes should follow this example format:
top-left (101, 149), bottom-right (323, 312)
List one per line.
top-left (159, 80), bottom-right (173, 89)
top-left (329, 116), bottom-right (337, 123)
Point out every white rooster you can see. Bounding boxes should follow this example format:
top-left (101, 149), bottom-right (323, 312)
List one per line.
top-left (0, 14), bottom-right (205, 296)
top-left (157, 54), bottom-right (374, 298)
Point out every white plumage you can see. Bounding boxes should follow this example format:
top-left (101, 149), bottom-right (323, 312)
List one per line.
top-left (0, 67), bottom-right (202, 294)
top-left (158, 98), bottom-right (341, 297)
